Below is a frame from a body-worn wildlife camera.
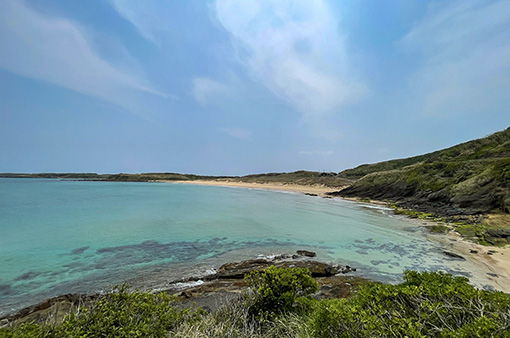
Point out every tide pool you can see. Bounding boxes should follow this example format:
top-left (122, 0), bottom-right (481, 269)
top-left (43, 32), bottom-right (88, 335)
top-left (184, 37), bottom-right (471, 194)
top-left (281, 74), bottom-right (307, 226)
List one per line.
top-left (0, 178), bottom-right (485, 315)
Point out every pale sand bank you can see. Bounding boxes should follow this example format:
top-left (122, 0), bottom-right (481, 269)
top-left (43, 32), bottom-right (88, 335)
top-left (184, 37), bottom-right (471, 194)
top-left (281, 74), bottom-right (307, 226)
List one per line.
top-left (432, 231), bottom-right (510, 293)
top-left (161, 179), bottom-right (342, 196)
top-left (164, 179), bottom-right (510, 293)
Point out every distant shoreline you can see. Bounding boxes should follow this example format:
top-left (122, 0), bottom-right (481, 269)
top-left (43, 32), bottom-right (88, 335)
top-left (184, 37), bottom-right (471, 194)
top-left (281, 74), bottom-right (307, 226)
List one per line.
top-left (167, 179), bottom-right (510, 293)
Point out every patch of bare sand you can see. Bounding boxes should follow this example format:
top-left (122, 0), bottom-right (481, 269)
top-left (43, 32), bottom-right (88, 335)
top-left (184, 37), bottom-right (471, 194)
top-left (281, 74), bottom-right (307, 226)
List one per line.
top-left (433, 230), bottom-right (510, 293)
top-left (161, 179), bottom-right (342, 197)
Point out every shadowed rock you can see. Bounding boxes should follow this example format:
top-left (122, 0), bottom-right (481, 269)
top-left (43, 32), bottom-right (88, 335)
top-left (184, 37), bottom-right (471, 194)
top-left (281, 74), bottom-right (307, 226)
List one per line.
top-left (71, 246), bottom-right (89, 255)
top-left (215, 258), bottom-right (355, 279)
top-left (14, 271), bottom-right (40, 281)
top-left (296, 250), bottom-right (316, 257)
top-left (443, 251), bottom-right (466, 260)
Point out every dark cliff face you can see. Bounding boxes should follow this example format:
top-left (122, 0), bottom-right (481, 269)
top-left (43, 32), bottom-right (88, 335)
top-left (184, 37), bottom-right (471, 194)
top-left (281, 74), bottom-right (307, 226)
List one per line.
top-left (333, 128), bottom-right (510, 217)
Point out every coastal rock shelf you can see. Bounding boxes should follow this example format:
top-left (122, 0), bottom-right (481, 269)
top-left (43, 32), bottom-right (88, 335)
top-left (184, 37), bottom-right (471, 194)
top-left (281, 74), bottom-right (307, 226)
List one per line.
top-left (0, 252), bottom-right (360, 326)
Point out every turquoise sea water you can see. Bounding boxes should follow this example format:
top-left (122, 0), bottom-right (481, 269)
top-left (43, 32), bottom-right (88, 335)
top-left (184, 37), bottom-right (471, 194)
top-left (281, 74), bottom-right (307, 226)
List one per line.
top-left (0, 178), bottom-right (481, 315)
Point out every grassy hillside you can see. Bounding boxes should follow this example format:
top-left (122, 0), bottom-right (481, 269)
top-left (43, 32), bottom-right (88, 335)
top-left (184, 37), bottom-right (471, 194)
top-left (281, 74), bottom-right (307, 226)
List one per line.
top-left (334, 127), bottom-right (510, 224)
top-left (339, 127), bottom-right (510, 180)
top-left (217, 170), bottom-right (352, 188)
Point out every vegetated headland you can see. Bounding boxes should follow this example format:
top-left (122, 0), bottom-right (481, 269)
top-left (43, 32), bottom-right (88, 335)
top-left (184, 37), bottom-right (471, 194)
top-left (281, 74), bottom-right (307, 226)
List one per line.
top-left (2, 126), bottom-right (509, 245)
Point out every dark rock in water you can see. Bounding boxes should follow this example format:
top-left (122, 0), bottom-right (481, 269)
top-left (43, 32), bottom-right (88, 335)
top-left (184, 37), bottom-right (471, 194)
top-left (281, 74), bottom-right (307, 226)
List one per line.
top-left (14, 271), bottom-right (40, 281)
top-left (297, 250), bottom-right (316, 257)
top-left (470, 249), bottom-right (479, 254)
top-left (305, 193), bottom-right (318, 197)
top-left (292, 254), bottom-right (300, 259)
top-left (71, 246), bottom-right (89, 255)
top-left (443, 251), bottom-right (466, 260)
top-left (0, 284), bottom-right (13, 296)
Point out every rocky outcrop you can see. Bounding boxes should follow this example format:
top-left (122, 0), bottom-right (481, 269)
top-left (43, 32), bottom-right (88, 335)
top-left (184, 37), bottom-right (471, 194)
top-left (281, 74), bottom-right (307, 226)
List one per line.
top-left (215, 257), bottom-right (354, 279)
top-left (443, 251), bottom-right (466, 260)
top-left (2, 253), bottom-right (359, 326)
top-left (0, 293), bottom-right (98, 327)
top-left (486, 229), bottom-right (510, 241)
top-left (296, 250), bottom-right (316, 257)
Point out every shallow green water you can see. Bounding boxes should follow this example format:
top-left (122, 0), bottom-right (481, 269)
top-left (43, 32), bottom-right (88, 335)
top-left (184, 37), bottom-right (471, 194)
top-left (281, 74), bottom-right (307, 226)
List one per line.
top-left (0, 178), bottom-right (478, 315)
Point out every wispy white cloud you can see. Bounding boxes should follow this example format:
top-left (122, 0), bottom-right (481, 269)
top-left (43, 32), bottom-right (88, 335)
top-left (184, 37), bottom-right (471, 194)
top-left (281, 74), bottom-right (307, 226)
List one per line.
top-left (214, 0), bottom-right (365, 117)
top-left (0, 0), bottom-right (166, 117)
top-left (219, 127), bottom-right (252, 140)
top-left (108, 0), bottom-right (170, 44)
top-left (400, 0), bottom-right (510, 117)
top-left (192, 77), bottom-right (230, 105)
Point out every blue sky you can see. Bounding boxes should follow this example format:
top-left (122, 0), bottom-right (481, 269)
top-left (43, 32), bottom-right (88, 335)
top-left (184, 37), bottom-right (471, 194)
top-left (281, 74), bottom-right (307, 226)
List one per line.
top-left (1, 0), bottom-right (509, 175)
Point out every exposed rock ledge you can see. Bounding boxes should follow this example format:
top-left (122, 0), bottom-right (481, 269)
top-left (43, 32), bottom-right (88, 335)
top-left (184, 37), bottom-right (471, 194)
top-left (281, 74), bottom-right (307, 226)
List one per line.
top-left (1, 251), bottom-right (364, 327)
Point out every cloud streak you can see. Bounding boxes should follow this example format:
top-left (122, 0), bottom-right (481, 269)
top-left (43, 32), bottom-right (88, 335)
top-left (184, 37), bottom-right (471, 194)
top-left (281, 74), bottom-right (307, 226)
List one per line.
top-left (108, 0), bottom-right (170, 44)
top-left (0, 0), bottom-right (166, 117)
top-left (214, 0), bottom-right (365, 117)
top-left (192, 77), bottom-right (230, 105)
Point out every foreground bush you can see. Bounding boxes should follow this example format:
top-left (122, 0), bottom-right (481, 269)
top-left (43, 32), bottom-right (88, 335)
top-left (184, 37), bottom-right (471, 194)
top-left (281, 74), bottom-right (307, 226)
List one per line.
top-left (245, 265), bottom-right (319, 319)
top-left (308, 270), bottom-right (510, 338)
top-left (2, 269), bottom-right (510, 337)
top-left (0, 284), bottom-right (199, 338)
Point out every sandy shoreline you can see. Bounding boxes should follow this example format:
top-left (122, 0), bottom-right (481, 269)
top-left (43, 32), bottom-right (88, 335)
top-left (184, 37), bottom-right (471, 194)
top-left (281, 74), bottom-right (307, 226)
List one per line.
top-left (433, 231), bottom-right (510, 292)
top-left (166, 179), bottom-right (510, 293)
top-left (161, 179), bottom-right (341, 196)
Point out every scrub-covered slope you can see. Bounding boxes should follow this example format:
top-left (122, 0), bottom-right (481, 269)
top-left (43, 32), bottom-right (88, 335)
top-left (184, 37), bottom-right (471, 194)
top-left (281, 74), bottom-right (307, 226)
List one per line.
top-left (334, 128), bottom-right (510, 218)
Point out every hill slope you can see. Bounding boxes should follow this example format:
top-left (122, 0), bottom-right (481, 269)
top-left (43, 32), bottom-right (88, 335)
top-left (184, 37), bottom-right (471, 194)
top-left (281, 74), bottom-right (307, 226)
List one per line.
top-left (334, 128), bottom-right (510, 220)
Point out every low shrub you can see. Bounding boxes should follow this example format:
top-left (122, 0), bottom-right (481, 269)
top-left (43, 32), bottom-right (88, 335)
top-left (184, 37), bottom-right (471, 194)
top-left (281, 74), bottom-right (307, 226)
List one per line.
top-left (308, 270), bottom-right (510, 338)
top-left (245, 265), bottom-right (319, 319)
top-left (0, 284), bottom-right (200, 338)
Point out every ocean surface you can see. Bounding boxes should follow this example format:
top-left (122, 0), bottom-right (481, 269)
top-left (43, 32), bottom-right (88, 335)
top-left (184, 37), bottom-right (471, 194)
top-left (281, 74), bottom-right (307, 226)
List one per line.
top-left (0, 178), bottom-right (484, 315)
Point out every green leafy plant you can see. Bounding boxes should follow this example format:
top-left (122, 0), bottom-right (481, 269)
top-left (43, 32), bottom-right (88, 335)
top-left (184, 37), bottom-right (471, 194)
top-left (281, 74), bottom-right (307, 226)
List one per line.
top-left (308, 271), bottom-right (510, 338)
top-left (0, 284), bottom-right (200, 338)
top-left (245, 266), bottom-right (319, 318)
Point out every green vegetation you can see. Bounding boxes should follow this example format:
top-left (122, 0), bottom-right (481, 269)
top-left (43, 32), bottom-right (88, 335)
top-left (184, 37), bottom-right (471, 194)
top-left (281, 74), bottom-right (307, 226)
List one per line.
top-left (389, 204), bottom-right (438, 220)
top-left (245, 266), bottom-right (318, 319)
top-left (0, 170), bottom-right (352, 187)
top-left (0, 172), bottom-right (216, 182)
top-left (426, 224), bottom-right (450, 234)
top-left (308, 270), bottom-right (510, 338)
top-left (228, 170), bottom-right (352, 188)
top-left (338, 128), bottom-right (510, 180)
top-left (335, 128), bottom-right (510, 244)
top-left (2, 268), bottom-right (510, 338)
top-left (0, 285), bottom-right (200, 338)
